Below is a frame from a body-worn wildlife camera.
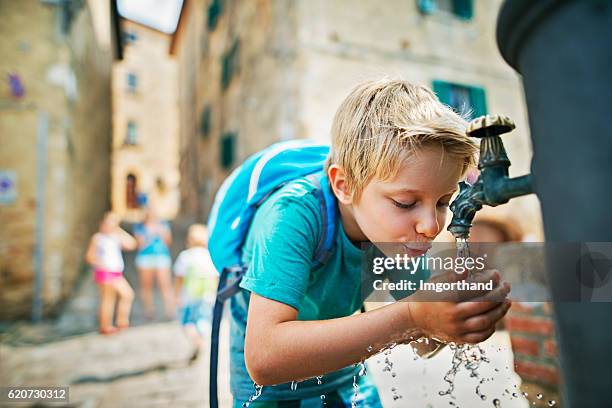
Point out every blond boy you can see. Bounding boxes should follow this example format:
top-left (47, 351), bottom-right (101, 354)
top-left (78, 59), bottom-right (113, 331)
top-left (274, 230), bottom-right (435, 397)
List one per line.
top-left (229, 79), bottom-right (511, 406)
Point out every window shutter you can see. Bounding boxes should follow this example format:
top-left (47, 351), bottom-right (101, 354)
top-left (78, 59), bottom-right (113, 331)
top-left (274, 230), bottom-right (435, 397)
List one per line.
top-left (221, 40), bottom-right (240, 90)
top-left (453, 0), bottom-right (473, 20)
top-left (432, 80), bottom-right (453, 106)
top-left (200, 106), bottom-right (211, 137)
top-left (220, 132), bottom-right (236, 169)
top-left (208, 0), bottom-right (222, 31)
top-left (417, 0), bottom-right (437, 15)
top-left (470, 86), bottom-right (487, 117)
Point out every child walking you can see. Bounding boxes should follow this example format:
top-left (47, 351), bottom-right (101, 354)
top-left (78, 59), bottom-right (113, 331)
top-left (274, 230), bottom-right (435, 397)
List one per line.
top-left (86, 212), bottom-right (138, 335)
top-left (174, 224), bottom-right (218, 359)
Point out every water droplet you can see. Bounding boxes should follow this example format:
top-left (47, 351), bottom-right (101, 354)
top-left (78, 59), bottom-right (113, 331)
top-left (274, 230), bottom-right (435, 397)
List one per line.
top-left (391, 372), bottom-right (396, 377)
top-left (493, 398), bottom-right (501, 407)
top-left (243, 384), bottom-right (263, 407)
top-left (536, 393), bottom-right (543, 400)
top-left (358, 362), bottom-right (367, 376)
top-left (495, 368), bottom-right (500, 372)
top-left (367, 345), bottom-right (373, 352)
top-left (547, 401), bottom-right (556, 407)
top-left (351, 375), bottom-right (359, 408)
top-left (480, 395), bottom-right (487, 401)
top-left (391, 387), bottom-right (396, 392)
top-left (523, 392), bottom-right (529, 397)
top-left (512, 392), bottom-right (519, 398)
top-left (316, 376), bottom-right (323, 385)
top-left (290, 381), bottom-right (298, 391)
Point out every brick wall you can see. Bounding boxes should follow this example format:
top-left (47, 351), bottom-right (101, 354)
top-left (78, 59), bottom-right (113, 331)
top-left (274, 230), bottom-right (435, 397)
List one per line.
top-left (506, 302), bottom-right (561, 389)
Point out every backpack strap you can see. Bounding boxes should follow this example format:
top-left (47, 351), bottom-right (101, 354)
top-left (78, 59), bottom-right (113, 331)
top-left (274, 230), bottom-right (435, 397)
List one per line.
top-left (209, 265), bottom-right (246, 408)
top-left (306, 171), bottom-right (338, 269)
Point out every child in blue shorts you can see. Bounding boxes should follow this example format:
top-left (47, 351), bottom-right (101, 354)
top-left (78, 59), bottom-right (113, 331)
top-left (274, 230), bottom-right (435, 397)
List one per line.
top-left (174, 224), bottom-right (218, 359)
top-left (134, 208), bottom-right (174, 319)
top-left (229, 79), bottom-right (512, 407)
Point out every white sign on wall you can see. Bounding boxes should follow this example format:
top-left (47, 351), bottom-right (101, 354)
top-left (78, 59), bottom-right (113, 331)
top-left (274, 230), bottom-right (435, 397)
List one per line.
top-left (0, 170), bottom-right (17, 205)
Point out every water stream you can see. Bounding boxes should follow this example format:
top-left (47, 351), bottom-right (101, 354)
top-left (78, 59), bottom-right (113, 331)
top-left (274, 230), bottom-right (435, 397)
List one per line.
top-left (436, 237), bottom-right (493, 402)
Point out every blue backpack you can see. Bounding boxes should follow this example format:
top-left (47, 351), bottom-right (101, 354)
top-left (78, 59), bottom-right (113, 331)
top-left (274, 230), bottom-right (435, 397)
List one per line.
top-left (207, 139), bottom-right (339, 408)
top-left (207, 139), bottom-right (338, 274)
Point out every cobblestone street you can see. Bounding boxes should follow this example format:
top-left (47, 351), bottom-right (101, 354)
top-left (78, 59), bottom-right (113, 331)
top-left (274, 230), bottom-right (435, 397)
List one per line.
top-left (1, 320), bottom-right (232, 407)
top-left (2, 311), bottom-right (539, 408)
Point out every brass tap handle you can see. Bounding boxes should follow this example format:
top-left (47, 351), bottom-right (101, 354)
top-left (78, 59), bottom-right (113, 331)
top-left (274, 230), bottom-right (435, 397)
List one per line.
top-left (467, 114), bottom-right (515, 139)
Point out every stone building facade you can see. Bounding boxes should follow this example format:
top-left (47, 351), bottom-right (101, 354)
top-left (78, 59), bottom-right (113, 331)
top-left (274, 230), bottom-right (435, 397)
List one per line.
top-left (110, 19), bottom-right (181, 222)
top-left (174, 0), bottom-right (542, 238)
top-left (0, 0), bottom-right (117, 319)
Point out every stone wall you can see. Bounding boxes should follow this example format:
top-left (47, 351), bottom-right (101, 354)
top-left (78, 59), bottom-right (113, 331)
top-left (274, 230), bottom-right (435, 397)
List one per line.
top-left (0, 0), bottom-right (112, 319)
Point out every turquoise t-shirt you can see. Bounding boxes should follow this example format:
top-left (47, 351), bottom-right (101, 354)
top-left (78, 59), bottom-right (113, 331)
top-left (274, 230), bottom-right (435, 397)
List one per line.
top-left (229, 177), bottom-right (426, 403)
top-left (133, 221), bottom-right (171, 257)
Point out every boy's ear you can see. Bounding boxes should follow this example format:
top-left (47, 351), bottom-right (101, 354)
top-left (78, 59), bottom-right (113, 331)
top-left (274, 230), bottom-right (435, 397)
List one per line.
top-left (328, 164), bottom-right (353, 205)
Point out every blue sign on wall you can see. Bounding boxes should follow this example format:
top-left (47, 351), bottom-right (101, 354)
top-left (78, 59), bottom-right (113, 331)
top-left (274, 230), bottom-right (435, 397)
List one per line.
top-left (0, 170), bottom-right (17, 205)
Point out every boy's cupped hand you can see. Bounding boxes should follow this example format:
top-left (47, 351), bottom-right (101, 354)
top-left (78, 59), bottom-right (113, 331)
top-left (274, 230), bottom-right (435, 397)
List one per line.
top-left (406, 269), bottom-right (511, 344)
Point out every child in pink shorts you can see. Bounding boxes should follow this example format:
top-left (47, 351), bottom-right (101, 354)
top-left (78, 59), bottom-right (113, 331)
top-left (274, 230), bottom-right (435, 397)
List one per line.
top-left (86, 212), bottom-right (138, 335)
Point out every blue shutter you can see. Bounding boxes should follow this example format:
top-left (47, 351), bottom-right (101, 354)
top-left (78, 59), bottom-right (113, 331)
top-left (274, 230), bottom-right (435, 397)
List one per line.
top-left (208, 0), bottom-right (223, 31)
top-left (432, 80), bottom-right (453, 106)
top-left (127, 73), bottom-right (137, 92)
top-left (470, 86), bottom-right (487, 117)
top-left (221, 40), bottom-right (240, 90)
top-left (453, 0), bottom-right (473, 20)
top-left (126, 121), bottom-right (137, 145)
top-left (200, 106), bottom-right (211, 137)
top-left (220, 132), bottom-right (236, 169)
top-left (417, 0), bottom-right (437, 15)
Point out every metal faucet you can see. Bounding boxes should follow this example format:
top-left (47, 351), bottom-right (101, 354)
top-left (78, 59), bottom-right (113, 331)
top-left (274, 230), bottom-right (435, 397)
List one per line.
top-left (447, 114), bottom-right (534, 239)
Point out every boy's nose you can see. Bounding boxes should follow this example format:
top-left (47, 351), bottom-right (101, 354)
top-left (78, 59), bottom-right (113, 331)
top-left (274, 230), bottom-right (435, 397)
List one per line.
top-left (415, 209), bottom-right (440, 238)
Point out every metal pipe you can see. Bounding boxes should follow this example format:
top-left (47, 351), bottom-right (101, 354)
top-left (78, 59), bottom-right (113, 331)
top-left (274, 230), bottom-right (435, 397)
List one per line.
top-left (32, 110), bottom-right (48, 322)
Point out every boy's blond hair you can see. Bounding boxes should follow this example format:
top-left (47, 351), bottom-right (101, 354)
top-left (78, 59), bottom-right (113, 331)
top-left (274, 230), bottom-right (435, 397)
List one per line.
top-left (187, 224), bottom-right (208, 248)
top-left (327, 78), bottom-right (478, 201)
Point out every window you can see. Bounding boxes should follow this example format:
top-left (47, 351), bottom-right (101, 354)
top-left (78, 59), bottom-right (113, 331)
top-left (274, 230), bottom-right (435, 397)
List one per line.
top-left (200, 106), bottom-right (212, 138)
top-left (221, 39), bottom-right (240, 90)
top-left (126, 72), bottom-right (138, 93)
top-left (208, 0), bottom-right (223, 31)
top-left (432, 80), bottom-right (487, 119)
top-left (126, 174), bottom-right (138, 209)
top-left (125, 121), bottom-right (137, 145)
top-left (417, 0), bottom-right (473, 20)
top-left (123, 30), bottom-right (138, 45)
top-left (220, 132), bottom-right (236, 169)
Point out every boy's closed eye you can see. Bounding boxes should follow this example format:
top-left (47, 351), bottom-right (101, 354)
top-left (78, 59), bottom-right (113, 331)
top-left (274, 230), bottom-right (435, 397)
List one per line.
top-left (391, 198), bottom-right (417, 209)
top-left (390, 193), bottom-right (454, 210)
